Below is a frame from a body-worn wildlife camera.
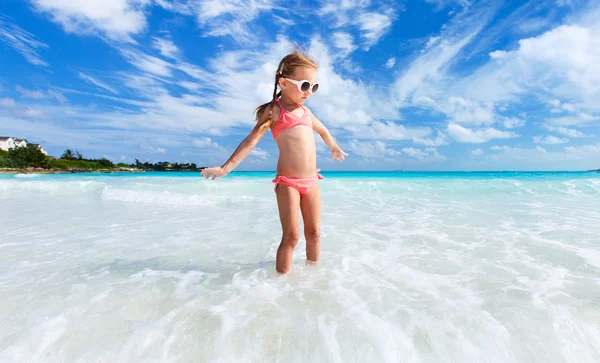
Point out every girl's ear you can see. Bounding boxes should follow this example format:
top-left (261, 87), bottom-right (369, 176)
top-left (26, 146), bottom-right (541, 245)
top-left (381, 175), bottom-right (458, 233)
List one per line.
top-left (278, 77), bottom-right (286, 90)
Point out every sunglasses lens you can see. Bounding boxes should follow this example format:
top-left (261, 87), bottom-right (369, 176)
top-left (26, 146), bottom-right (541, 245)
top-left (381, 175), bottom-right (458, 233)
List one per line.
top-left (300, 81), bottom-right (311, 92)
top-left (311, 83), bottom-right (319, 93)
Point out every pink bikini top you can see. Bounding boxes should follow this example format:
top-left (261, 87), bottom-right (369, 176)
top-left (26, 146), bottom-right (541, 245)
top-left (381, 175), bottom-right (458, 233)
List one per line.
top-left (271, 99), bottom-right (313, 139)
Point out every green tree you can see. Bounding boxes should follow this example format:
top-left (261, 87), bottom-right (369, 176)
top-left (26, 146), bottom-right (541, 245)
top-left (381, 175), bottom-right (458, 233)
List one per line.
top-left (61, 149), bottom-right (75, 160)
top-left (95, 158), bottom-right (113, 168)
top-left (8, 145), bottom-right (48, 168)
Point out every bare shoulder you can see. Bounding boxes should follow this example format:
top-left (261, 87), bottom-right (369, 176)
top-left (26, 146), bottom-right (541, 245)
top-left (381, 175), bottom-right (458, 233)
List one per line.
top-left (269, 102), bottom-right (281, 124)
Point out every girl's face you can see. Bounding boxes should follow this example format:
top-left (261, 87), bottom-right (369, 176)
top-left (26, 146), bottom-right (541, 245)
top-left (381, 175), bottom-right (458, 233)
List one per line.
top-left (279, 66), bottom-right (318, 104)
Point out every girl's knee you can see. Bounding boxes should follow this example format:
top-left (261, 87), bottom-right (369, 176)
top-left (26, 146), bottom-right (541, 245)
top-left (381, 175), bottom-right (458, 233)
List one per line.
top-left (282, 231), bottom-right (300, 247)
top-left (304, 227), bottom-right (320, 243)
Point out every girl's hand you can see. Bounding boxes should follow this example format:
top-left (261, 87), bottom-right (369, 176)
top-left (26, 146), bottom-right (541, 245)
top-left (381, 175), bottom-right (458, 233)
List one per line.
top-left (332, 148), bottom-right (349, 162)
top-left (201, 166), bottom-right (228, 180)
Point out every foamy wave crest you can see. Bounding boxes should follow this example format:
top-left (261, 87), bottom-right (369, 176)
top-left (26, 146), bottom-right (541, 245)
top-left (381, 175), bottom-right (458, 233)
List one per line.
top-left (100, 187), bottom-right (263, 206)
top-left (0, 180), bottom-right (104, 194)
top-left (14, 174), bottom-right (42, 178)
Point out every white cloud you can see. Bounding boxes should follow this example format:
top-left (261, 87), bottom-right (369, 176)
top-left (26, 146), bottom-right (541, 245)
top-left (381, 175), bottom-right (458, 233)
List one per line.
top-left (250, 147), bottom-right (268, 160)
top-left (346, 121), bottom-right (431, 141)
top-left (564, 143), bottom-right (600, 158)
top-left (471, 148), bottom-right (484, 157)
top-left (402, 147), bottom-right (446, 162)
top-left (561, 103), bottom-right (576, 112)
top-left (533, 135), bottom-right (569, 144)
top-left (412, 130), bottom-right (448, 147)
top-left (193, 137), bottom-right (223, 150)
top-left (490, 145), bottom-right (519, 152)
top-left (547, 113), bottom-right (600, 126)
top-left (447, 123), bottom-right (519, 143)
top-left (78, 72), bottom-right (119, 94)
top-left (31, 0), bottom-right (151, 41)
top-left (502, 116), bottom-right (526, 129)
top-left (517, 16), bottom-right (552, 34)
top-left (318, 1), bottom-right (396, 49)
top-left (141, 141), bottom-right (166, 153)
top-left (391, 3), bottom-right (496, 109)
top-left (154, 0), bottom-right (192, 14)
top-left (0, 15), bottom-right (48, 66)
top-left (385, 57), bottom-right (396, 68)
top-left (331, 32), bottom-right (356, 57)
top-left (47, 90), bottom-right (68, 103)
top-left (16, 86), bottom-right (46, 99)
top-left (424, 0), bottom-right (470, 11)
top-left (423, 36), bottom-right (441, 52)
top-left (16, 86), bottom-right (67, 103)
top-left (347, 139), bottom-right (401, 159)
top-left (464, 21), bottom-right (600, 114)
top-left (178, 81), bottom-right (202, 91)
top-left (152, 37), bottom-right (180, 59)
top-left (195, 0), bottom-right (276, 41)
top-left (444, 97), bottom-right (496, 125)
top-left (0, 98), bottom-right (17, 108)
top-left (544, 125), bottom-right (587, 138)
top-left (356, 12), bottom-right (393, 49)
top-left (484, 142), bottom-right (600, 170)
top-left (119, 48), bottom-right (172, 77)
top-left (0, 98), bottom-right (51, 120)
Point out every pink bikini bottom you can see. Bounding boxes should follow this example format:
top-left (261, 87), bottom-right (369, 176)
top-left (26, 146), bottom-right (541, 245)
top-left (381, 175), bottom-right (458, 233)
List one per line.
top-left (272, 172), bottom-right (324, 197)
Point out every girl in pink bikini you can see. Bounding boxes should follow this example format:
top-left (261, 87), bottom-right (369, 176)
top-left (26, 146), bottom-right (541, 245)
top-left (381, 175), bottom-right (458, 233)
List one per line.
top-left (201, 50), bottom-right (348, 274)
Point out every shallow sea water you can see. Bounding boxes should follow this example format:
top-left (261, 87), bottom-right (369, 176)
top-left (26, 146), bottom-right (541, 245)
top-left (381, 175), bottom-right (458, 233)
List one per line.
top-left (1, 171), bottom-right (599, 362)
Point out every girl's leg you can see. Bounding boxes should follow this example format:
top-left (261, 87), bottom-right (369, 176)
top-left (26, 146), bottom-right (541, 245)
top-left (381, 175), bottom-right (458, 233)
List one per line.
top-left (300, 183), bottom-right (321, 264)
top-left (275, 183), bottom-right (301, 274)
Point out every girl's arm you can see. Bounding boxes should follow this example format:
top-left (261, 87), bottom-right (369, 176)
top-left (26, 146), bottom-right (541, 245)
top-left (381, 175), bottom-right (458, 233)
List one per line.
top-left (310, 111), bottom-right (349, 162)
top-left (201, 106), bottom-right (272, 179)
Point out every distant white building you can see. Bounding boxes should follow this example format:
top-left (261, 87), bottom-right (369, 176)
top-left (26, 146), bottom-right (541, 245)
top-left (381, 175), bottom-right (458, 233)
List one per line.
top-left (13, 138), bottom-right (27, 148)
top-left (0, 137), bottom-right (15, 151)
top-left (0, 137), bottom-right (47, 155)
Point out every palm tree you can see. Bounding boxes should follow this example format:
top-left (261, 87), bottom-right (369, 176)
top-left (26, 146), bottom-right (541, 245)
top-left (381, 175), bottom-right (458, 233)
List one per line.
top-left (61, 149), bottom-right (75, 160)
top-left (76, 151), bottom-right (83, 160)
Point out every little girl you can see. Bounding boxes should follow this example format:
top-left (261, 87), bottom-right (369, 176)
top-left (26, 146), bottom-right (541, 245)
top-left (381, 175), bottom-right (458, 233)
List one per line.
top-left (201, 50), bottom-right (348, 274)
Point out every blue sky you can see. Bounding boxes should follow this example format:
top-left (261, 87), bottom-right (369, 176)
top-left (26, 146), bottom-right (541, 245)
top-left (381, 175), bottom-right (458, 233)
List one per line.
top-left (1, 0), bottom-right (599, 171)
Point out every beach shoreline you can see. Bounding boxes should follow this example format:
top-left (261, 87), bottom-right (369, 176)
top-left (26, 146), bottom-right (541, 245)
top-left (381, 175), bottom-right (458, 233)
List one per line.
top-left (0, 167), bottom-right (144, 174)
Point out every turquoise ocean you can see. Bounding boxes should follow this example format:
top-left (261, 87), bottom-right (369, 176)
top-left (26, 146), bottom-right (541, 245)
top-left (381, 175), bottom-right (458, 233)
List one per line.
top-left (1, 171), bottom-right (599, 362)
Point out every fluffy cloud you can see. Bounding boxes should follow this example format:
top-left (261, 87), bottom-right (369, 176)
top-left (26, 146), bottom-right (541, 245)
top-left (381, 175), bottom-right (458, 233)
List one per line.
top-left (447, 123), bottom-right (519, 143)
top-left (544, 125), bottom-right (587, 138)
top-left (318, 0), bottom-right (395, 49)
top-left (193, 137), bottom-right (224, 150)
top-left (385, 57), bottom-right (396, 68)
top-left (356, 12), bottom-right (393, 49)
top-left (331, 32), bottom-right (356, 57)
top-left (533, 135), bottom-right (569, 144)
top-left (471, 148), bottom-right (484, 157)
top-left (30, 0), bottom-right (151, 41)
top-left (402, 147), bottom-right (446, 162)
top-left (347, 139), bottom-right (401, 159)
top-left (152, 37), bottom-right (180, 59)
top-left (195, 0), bottom-right (276, 41)
top-left (464, 21), bottom-right (600, 115)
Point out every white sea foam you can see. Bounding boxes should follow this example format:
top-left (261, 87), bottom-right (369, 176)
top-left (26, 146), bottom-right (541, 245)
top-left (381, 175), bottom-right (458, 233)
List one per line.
top-left (14, 173), bottom-right (42, 178)
top-left (1, 173), bottom-right (599, 362)
top-left (100, 187), bottom-right (265, 206)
